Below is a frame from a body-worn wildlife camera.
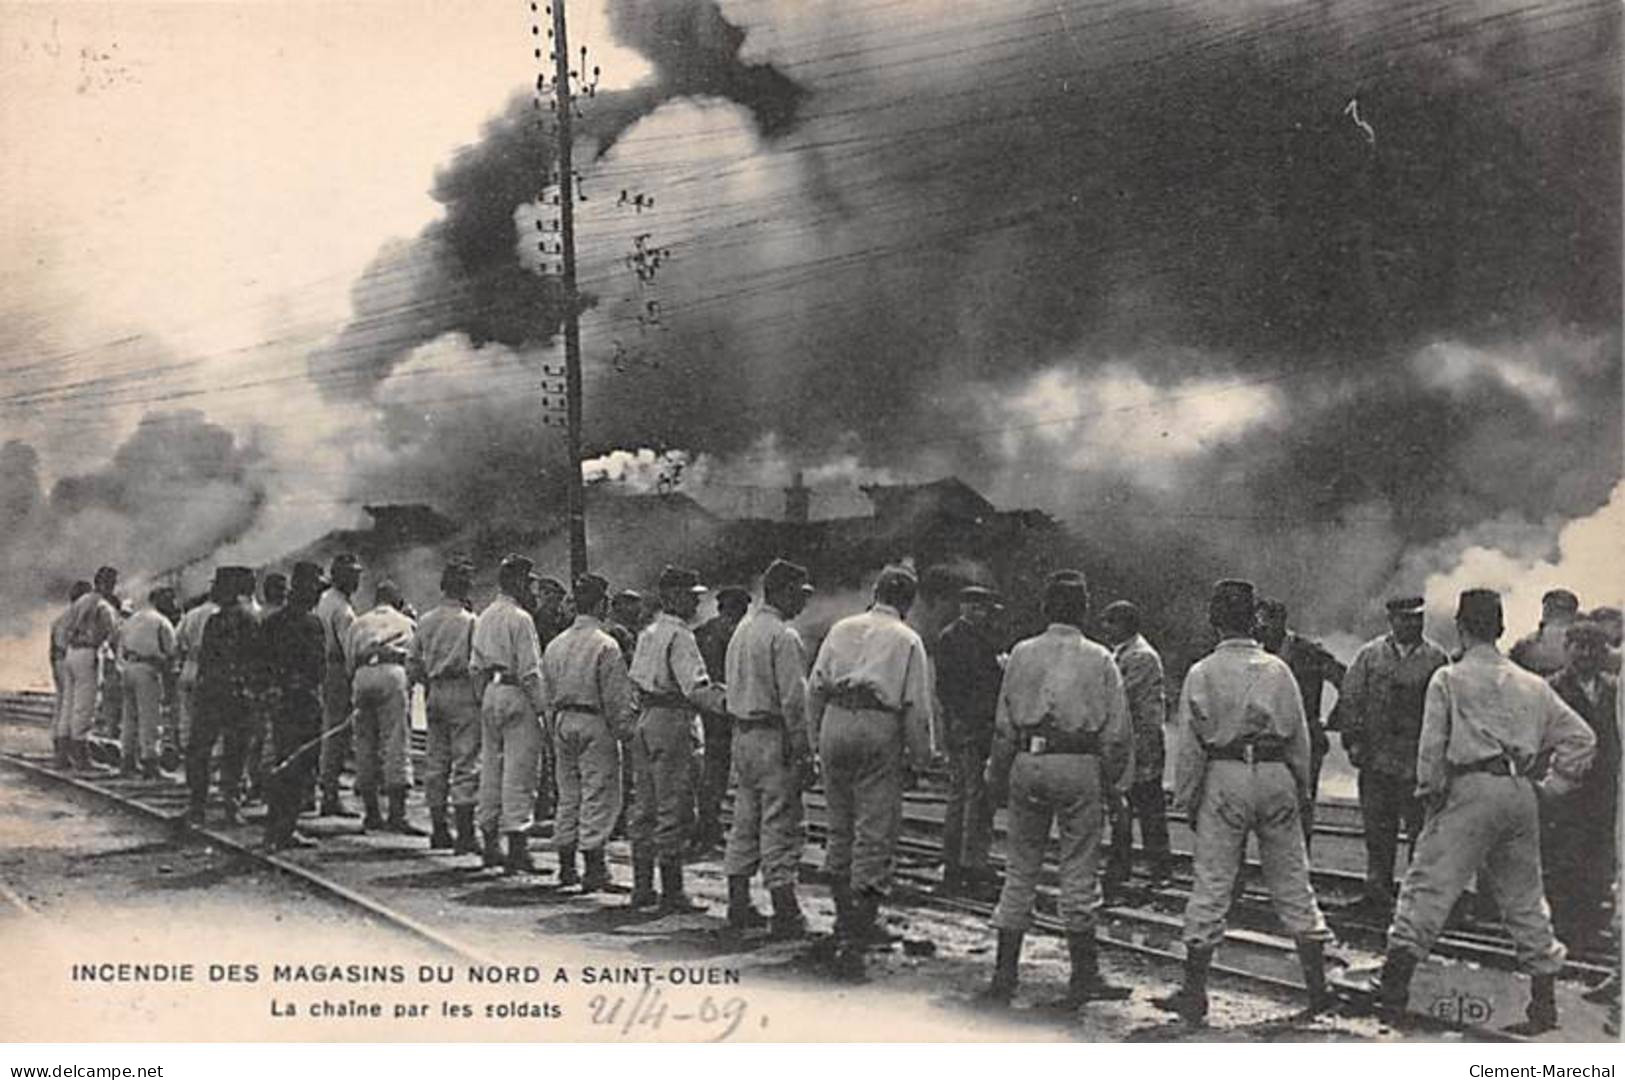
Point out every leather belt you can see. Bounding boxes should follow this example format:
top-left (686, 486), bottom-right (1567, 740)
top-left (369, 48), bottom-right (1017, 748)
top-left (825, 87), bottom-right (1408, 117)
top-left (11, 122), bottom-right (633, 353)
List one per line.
top-left (429, 671), bottom-right (470, 682)
top-left (733, 714), bottom-right (783, 730)
top-left (1208, 739), bottom-right (1287, 763)
top-left (487, 669), bottom-right (517, 686)
top-left (362, 654), bottom-right (405, 667)
top-left (1017, 730), bottom-right (1100, 756)
top-left (121, 651), bottom-right (164, 665)
top-left (555, 703), bottom-right (601, 715)
top-left (827, 687), bottom-right (899, 713)
top-left (640, 693), bottom-right (690, 709)
top-left (1453, 755), bottom-right (1516, 777)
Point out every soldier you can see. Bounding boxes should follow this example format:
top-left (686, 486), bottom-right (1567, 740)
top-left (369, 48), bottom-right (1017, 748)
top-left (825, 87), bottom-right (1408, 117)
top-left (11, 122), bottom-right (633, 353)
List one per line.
top-left (695, 585), bottom-right (750, 854)
top-left (544, 573), bottom-right (636, 891)
top-left (472, 555), bottom-right (550, 873)
top-left (606, 589), bottom-right (644, 840)
top-left (243, 572), bottom-right (288, 805)
top-left (723, 559), bottom-right (815, 936)
top-left (1099, 599), bottom-right (1172, 890)
top-left (1510, 588), bottom-right (1582, 677)
top-left (1255, 597), bottom-right (1345, 848)
top-left (59, 566), bottom-right (121, 773)
top-left (346, 579), bottom-right (420, 835)
top-left (261, 562), bottom-right (328, 851)
top-left (627, 566), bottom-right (725, 912)
top-left (174, 587), bottom-right (220, 774)
top-left (982, 570), bottom-right (1133, 1007)
top-left (1156, 580), bottom-right (1332, 1024)
top-left (188, 567), bottom-right (260, 825)
top-left (118, 586), bottom-right (178, 779)
top-left (1541, 619), bottom-right (1619, 949)
top-left (316, 553), bottom-right (363, 818)
top-left (807, 565), bottom-right (935, 979)
top-left (409, 561), bottom-right (481, 854)
top-left (48, 580), bottom-right (92, 769)
top-left (528, 574), bottom-right (570, 833)
top-left (1337, 596), bottom-right (1449, 914)
top-left (1377, 589), bottom-right (1596, 1035)
top-left (934, 585), bottom-right (1004, 899)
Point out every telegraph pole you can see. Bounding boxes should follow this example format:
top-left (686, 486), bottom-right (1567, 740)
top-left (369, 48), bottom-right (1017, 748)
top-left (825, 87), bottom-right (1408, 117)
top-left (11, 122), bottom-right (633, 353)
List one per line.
top-left (550, 0), bottom-right (588, 579)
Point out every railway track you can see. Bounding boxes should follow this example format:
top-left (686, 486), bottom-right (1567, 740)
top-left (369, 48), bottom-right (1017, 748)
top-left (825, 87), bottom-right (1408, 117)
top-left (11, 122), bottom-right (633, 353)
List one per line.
top-left (3, 689), bottom-right (1613, 1040)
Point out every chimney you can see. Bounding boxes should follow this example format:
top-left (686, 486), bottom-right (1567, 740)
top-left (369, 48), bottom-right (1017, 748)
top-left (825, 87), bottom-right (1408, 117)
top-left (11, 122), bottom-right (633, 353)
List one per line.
top-left (784, 471), bottom-right (810, 525)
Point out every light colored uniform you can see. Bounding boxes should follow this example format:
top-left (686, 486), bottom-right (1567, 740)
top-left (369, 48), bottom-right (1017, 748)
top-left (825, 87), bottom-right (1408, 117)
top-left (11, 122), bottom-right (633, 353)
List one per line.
top-left (807, 603), bottom-right (934, 897)
top-left (544, 615), bottom-right (635, 852)
top-left (315, 587), bottom-right (357, 800)
top-left (628, 613), bottom-right (723, 860)
top-left (991, 623), bottom-right (1132, 932)
top-left (472, 594), bottom-right (548, 834)
top-left (1388, 644), bottom-right (1596, 974)
top-left (411, 600), bottom-right (481, 811)
top-left (723, 603), bottom-right (811, 889)
top-left (119, 607), bottom-right (176, 761)
top-left (61, 591), bottom-right (118, 740)
top-left (346, 604), bottom-right (416, 795)
top-left (175, 601), bottom-right (218, 750)
top-left (1172, 637), bottom-right (1329, 949)
top-left (49, 606), bottom-right (74, 739)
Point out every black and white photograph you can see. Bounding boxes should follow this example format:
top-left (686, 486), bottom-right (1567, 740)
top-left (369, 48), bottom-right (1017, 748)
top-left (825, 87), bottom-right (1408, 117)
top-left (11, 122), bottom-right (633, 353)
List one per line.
top-left (0, 0), bottom-right (1619, 1053)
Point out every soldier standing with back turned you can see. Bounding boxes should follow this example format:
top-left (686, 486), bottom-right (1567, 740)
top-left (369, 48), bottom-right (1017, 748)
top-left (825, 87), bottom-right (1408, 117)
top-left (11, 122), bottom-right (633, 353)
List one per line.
top-left (934, 585), bottom-right (1004, 899)
top-left (410, 561), bottom-right (481, 854)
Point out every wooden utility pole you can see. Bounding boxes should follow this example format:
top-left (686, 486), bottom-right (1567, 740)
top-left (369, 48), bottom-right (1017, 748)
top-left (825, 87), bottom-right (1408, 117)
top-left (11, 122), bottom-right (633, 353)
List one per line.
top-left (551, 0), bottom-right (588, 579)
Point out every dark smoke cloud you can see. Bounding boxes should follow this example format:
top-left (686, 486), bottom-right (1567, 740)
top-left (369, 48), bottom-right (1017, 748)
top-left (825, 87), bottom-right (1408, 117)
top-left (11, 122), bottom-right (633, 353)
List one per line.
top-left (0, 410), bottom-right (266, 629)
top-left (315, 0), bottom-right (1619, 647)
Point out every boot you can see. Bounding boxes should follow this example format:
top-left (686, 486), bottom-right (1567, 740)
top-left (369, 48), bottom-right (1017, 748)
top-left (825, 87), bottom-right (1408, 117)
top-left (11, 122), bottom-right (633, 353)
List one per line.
top-left (185, 800), bottom-right (207, 827)
top-left (452, 806), bottom-right (478, 856)
top-left (1152, 945), bottom-right (1212, 1025)
top-left (360, 791), bottom-right (384, 832)
top-left (830, 880), bottom-right (853, 942)
top-left (1503, 974), bottom-right (1558, 1036)
top-left (140, 757), bottom-right (160, 781)
top-left (939, 862), bottom-right (964, 897)
top-left (580, 848), bottom-right (611, 893)
top-left (428, 808), bottom-right (454, 850)
top-left (505, 832), bottom-right (535, 875)
top-left (1293, 939), bottom-right (1334, 1019)
top-left (52, 737), bottom-right (70, 769)
top-left (1054, 931), bottom-right (1132, 1006)
top-left (727, 875), bottom-right (768, 930)
top-left (385, 788), bottom-right (425, 836)
top-left (320, 792), bottom-right (361, 819)
top-left (220, 797), bottom-right (243, 827)
top-left (629, 854), bottom-right (659, 909)
top-left (769, 884), bottom-right (807, 940)
top-left (1375, 950), bottom-right (1418, 1026)
top-left (833, 893), bottom-right (878, 982)
top-left (119, 750), bottom-right (139, 778)
top-left (976, 929), bottom-right (1023, 1006)
top-left (557, 844), bottom-right (580, 888)
top-left (659, 860), bottom-right (706, 914)
top-left (481, 829), bottom-right (504, 870)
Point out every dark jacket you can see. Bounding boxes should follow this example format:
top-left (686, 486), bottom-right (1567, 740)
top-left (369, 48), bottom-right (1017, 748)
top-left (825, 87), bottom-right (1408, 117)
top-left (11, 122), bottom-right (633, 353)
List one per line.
top-left (935, 617), bottom-right (1003, 752)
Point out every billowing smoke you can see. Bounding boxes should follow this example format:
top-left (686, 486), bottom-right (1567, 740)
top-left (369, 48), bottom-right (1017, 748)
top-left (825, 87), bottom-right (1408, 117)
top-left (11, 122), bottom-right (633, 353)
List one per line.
top-left (314, 0), bottom-right (1619, 651)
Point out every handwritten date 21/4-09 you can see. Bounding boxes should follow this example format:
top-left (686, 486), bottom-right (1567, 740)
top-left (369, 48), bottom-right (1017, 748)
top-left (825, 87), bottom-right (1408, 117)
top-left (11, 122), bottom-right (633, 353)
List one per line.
top-left (588, 986), bottom-right (757, 1040)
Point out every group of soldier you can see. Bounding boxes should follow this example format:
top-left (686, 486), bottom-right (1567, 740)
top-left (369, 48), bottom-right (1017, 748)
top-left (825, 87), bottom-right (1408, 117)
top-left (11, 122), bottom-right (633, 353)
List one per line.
top-left (42, 553), bottom-right (1620, 1031)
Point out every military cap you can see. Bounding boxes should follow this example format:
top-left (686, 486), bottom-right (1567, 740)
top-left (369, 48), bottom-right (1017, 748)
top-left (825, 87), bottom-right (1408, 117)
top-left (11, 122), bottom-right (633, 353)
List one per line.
top-left (1542, 588), bottom-right (1580, 612)
top-left (213, 565), bottom-right (257, 597)
top-left (1255, 595), bottom-right (1287, 618)
top-left (1385, 596), bottom-right (1425, 614)
top-left (573, 572), bottom-right (610, 607)
top-left (329, 552), bottom-right (363, 574)
top-left (960, 584), bottom-right (999, 603)
top-left (715, 584), bottom-right (752, 604)
top-left (1210, 578), bottom-right (1257, 619)
top-left (1045, 570), bottom-right (1088, 592)
top-left (1100, 599), bottom-right (1141, 625)
top-left (1455, 588), bottom-right (1502, 623)
top-left (291, 561), bottom-right (329, 592)
top-left (762, 558), bottom-right (813, 596)
top-left (1564, 620), bottom-right (1609, 646)
top-left (658, 565), bottom-right (706, 593)
top-left (533, 575), bottom-right (566, 594)
top-left (612, 589), bottom-right (643, 606)
top-left (94, 566), bottom-right (119, 589)
top-left (498, 553), bottom-right (534, 578)
top-left (439, 561), bottom-right (473, 593)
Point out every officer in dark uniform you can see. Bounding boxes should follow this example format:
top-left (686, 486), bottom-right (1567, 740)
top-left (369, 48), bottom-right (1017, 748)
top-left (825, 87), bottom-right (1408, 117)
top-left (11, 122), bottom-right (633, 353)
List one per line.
top-left (1255, 597), bottom-right (1345, 849)
top-left (694, 584), bottom-right (751, 853)
top-left (935, 584), bottom-right (1004, 897)
top-left (188, 566), bottom-right (261, 826)
top-left (261, 562), bottom-right (329, 850)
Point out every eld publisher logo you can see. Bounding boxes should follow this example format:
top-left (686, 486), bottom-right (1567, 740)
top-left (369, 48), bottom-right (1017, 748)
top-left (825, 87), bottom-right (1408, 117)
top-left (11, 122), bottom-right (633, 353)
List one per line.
top-left (1430, 990), bottom-right (1494, 1025)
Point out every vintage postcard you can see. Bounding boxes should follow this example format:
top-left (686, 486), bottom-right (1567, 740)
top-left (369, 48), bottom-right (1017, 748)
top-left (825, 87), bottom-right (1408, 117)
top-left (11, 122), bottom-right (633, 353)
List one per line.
top-left (0, 0), bottom-right (1619, 1050)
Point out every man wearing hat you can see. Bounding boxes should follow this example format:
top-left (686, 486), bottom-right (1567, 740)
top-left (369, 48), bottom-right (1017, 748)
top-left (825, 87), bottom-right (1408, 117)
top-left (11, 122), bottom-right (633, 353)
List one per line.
top-left (1378, 589), bottom-right (1596, 1033)
top-left (627, 566), bottom-right (726, 911)
top-left (981, 570), bottom-right (1133, 1008)
top-left (346, 580), bottom-right (420, 835)
top-left (1540, 618), bottom-right (1619, 948)
top-left (543, 572), bottom-right (636, 891)
top-left (1511, 588), bottom-right (1582, 677)
top-left (1156, 579), bottom-right (1331, 1024)
top-left (1099, 599), bottom-right (1172, 891)
top-left (261, 562), bottom-right (329, 850)
top-left (723, 559), bottom-right (815, 936)
top-left (694, 584), bottom-right (751, 853)
top-left (1254, 597), bottom-right (1345, 850)
top-left (118, 586), bottom-right (179, 779)
top-left (1337, 596), bottom-right (1449, 913)
top-left (59, 566), bottom-right (121, 772)
top-left (241, 572), bottom-right (289, 805)
top-left (807, 564), bottom-right (935, 978)
top-left (934, 584), bottom-right (1005, 898)
top-left (316, 553), bottom-right (364, 818)
top-left (188, 566), bottom-right (261, 825)
top-left (409, 561), bottom-right (481, 853)
top-left (472, 555), bottom-right (551, 872)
